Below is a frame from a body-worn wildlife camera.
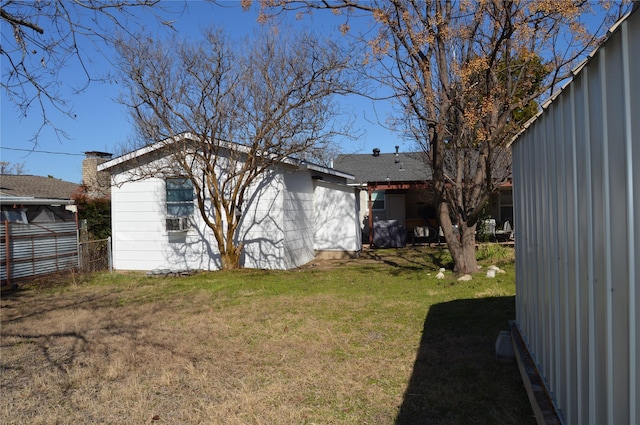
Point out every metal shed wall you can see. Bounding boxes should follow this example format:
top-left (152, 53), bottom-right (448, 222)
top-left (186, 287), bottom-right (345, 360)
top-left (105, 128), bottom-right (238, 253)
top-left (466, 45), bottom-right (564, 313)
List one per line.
top-left (511, 9), bottom-right (639, 424)
top-left (1, 221), bottom-right (79, 285)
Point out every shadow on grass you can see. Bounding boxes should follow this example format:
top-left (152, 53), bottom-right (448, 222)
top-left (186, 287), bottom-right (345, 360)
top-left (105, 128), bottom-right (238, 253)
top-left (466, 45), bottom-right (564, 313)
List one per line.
top-left (395, 296), bottom-right (535, 425)
top-left (361, 246), bottom-right (454, 272)
top-left (0, 287), bottom-right (116, 323)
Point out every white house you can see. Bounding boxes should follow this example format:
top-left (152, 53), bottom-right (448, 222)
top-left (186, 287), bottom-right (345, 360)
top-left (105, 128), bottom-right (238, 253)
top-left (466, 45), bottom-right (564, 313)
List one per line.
top-left (98, 136), bottom-right (361, 272)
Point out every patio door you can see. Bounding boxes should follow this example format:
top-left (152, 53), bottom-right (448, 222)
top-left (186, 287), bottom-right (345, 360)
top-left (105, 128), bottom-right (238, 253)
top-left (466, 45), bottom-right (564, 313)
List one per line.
top-left (386, 194), bottom-right (406, 226)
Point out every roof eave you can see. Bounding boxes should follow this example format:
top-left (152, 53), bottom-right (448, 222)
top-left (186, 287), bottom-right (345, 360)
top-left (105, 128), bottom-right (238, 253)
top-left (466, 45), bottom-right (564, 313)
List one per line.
top-left (305, 163), bottom-right (354, 180)
top-left (0, 197), bottom-right (75, 206)
top-left (99, 133), bottom-right (354, 180)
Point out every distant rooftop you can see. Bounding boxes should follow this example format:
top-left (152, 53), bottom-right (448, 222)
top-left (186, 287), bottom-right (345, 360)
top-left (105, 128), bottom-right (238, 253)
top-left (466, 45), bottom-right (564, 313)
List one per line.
top-left (0, 174), bottom-right (79, 201)
top-left (333, 147), bottom-right (431, 185)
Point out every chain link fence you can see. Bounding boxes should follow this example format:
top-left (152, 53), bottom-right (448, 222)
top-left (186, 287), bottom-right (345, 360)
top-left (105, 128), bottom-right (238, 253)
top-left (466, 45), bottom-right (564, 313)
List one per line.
top-left (78, 237), bottom-right (112, 273)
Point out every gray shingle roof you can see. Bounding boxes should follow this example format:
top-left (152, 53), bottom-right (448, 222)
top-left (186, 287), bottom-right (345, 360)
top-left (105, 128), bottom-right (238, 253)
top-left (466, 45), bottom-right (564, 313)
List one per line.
top-left (0, 174), bottom-right (79, 200)
top-left (333, 150), bottom-right (432, 185)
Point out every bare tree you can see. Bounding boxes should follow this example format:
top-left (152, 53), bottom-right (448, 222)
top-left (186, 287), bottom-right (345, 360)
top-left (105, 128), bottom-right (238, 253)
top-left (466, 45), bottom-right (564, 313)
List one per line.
top-left (0, 0), bottom-right (181, 141)
top-left (257, 0), bottom-right (632, 273)
top-left (115, 28), bottom-right (355, 269)
top-left (0, 161), bottom-right (27, 174)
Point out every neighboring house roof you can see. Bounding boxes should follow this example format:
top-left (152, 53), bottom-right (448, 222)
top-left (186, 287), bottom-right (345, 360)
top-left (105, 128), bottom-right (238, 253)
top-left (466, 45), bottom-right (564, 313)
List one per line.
top-left (333, 148), bottom-right (432, 185)
top-left (0, 174), bottom-right (79, 204)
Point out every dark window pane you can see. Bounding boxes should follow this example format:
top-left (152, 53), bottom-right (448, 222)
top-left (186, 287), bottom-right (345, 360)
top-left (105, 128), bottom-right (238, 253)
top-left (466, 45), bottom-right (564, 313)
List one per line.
top-left (500, 189), bottom-right (513, 205)
top-left (166, 178), bottom-right (190, 189)
top-left (167, 188), bottom-right (193, 202)
top-left (166, 178), bottom-right (194, 217)
top-left (167, 203), bottom-right (194, 217)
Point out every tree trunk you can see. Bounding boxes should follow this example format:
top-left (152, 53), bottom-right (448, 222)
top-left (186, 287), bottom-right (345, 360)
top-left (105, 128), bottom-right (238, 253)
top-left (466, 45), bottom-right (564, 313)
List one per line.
top-left (220, 248), bottom-right (241, 270)
top-left (453, 224), bottom-right (478, 274)
top-left (219, 236), bottom-right (245, 270)
top-left (438, 203), bottom-right (478, 275)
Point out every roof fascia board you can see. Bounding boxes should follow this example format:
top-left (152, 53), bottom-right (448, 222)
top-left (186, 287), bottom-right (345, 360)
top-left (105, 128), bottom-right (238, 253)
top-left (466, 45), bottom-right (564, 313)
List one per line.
top-left (306, 162), bottom-right (354, 180)
top-left (0, 197), bottom-right (75, 206)
top-left (98, 132), bottom-right (200, 171)
top-left (99, 132), bottom-right (354, 180)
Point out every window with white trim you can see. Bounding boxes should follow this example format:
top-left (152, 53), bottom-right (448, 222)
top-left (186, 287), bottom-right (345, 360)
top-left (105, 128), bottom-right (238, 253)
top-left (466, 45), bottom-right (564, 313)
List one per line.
top-left (165, 177), bottom-right (194, 231)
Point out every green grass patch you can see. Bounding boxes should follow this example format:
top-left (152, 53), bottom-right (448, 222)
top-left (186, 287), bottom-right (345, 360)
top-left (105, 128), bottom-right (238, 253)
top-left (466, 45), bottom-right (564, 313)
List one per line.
top-left (476, 243), bottom-right (515, 264)
top-left (1, 246), bottom-right (533, 425)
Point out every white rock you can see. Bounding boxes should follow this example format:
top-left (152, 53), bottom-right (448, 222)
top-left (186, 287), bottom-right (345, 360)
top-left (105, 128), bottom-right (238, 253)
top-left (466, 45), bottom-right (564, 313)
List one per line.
top-left (486, 269), bottom-right (496, 278)
top-left (497, 269), bottom-right (506, 274)
top-left (436, 271), bottom-right (445, 279)
top-left (439, 268), bottom-right (446, 272)
top-left (458, 274), bottom-right (473, 281)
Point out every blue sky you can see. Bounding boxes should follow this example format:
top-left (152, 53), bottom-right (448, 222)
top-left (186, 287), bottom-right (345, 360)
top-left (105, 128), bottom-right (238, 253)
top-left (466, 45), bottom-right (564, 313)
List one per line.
top-left (1, 1), bottom-right (622, 184)
top-left (1, 1), bottom-right (399, 183)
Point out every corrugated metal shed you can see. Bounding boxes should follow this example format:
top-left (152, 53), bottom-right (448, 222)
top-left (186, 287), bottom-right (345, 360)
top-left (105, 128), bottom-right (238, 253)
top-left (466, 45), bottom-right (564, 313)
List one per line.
top-left (511, 7), bottom-right (638, 425)
top-left (1, 221), bottom-right (78, 286)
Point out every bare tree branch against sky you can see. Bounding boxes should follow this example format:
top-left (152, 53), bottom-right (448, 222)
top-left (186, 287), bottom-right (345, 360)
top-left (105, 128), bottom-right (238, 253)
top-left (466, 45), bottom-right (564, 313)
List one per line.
top-left (0, 0), bottom-right (169, 142)
top-left (1, 1), bottom-right (628, 186)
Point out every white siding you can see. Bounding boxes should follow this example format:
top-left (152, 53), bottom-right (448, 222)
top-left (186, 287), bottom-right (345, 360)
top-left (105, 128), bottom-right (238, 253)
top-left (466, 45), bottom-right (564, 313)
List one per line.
top-left (111, 170), bottom-right (289, 272)
top-left (314, 180), bottom-right (360, 252)
top-left (110, 174), bottom-right (220, 271)
top-left (108, 155), bottom-right (356, 271)
top-left (281, 171), bottom-right (315, 269)
top-left (111, 176), bottom-right (166, 271)
top-left (511, 10), bottom-right (639, 425)
top-left (239, 171), bottom-right (286, 269)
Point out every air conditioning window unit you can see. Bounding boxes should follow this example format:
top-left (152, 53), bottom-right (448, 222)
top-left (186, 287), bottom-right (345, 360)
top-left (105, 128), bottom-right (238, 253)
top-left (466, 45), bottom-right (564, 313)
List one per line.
top-left (166, 216), bottom-right (190, 232)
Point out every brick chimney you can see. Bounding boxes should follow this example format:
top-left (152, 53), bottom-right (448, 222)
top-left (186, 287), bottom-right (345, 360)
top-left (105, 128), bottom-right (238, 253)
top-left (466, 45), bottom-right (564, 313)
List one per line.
top-left (82, 151), bottom-right (113, 198)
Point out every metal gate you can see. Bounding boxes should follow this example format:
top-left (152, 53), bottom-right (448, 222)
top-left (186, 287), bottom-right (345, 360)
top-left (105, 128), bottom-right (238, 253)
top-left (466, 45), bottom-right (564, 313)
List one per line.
top-left (78, 237), bottom-right (112, 273)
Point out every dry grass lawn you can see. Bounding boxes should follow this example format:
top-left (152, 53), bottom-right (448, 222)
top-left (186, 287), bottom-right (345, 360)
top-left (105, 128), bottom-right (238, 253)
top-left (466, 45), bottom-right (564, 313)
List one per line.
top-left (1, 247), bottom-right (534, 424)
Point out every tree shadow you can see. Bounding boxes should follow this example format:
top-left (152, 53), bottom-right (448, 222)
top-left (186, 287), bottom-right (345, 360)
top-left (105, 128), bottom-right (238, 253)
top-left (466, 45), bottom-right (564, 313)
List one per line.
top-left (1, 294), bottom-right (199, 392)
top-left (421, 248), bottom-right (454, 270)
top-left (395, 296), bottom-right (535, 425)
top-left (359, 246), bottom-right (454, 272)
top-left (1, 288), bottom-right (116, 323)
